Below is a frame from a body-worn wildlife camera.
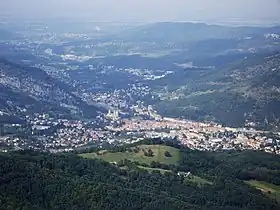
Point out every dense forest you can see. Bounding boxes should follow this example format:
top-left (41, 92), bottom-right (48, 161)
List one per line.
top-left (1, 142), bottom-right (280, 210)
top-left (151, 53), bottom-right (280, 129)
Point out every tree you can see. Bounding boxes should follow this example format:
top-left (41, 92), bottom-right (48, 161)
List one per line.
top-left (164, 151), bottom-right (172, 157)
top-left (133, 147), bottom-right (140, 153)
top-left (0, 124), bottom-right (4, 136)
top-left (144, 149), bottom-right (154, 157)
top-left (150, 161), bottom-right (157, 168)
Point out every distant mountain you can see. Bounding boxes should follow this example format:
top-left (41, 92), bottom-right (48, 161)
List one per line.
top-left (153, 53), bottom-right (280, 129)
top-left (0, 29), bottom-right (20, 41)
top-left (112, 22), bottom-right (280, 69)
top-left (120, 22), bottom-right (280, 43)
top-left (97, 54), bottom-right (182, 71)
top-left (0, 59), bottom-right (104, 121)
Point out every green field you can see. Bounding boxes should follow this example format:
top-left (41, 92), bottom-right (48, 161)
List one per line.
top-left (80, 145), bottom-right (180, 165)
top-left (186, 175), bottom-right (213, 186)
top-left (137, 165), bottom-right (172, 174)
top-left (80, 144), bottom-right (213, 186)
top-left (137, 166), bottom-right (212, 186)
top-left (245, 180), bottom-right (280, 201)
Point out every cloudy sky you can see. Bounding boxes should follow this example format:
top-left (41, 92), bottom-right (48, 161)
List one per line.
top-left (1, 0), bottom-right (280, 23)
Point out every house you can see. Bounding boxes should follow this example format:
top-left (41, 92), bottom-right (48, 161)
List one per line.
top-left (177, 171), bottom-right (191, 178)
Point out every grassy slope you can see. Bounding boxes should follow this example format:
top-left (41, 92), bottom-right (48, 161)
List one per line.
top-left (245, 180), bottom-right (280, 201)
top-left (186, 175), bottom-right (213, 186)
top-left (137, 165), bottom-right (171, 174)
top-left (80, 145), bottom-right (212, 186)
top-left (138, 165), bottom-right (212, 186)
top-left (80, 144), bottom-right (180, 165)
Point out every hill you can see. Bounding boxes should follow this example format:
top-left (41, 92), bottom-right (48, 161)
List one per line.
top-left (0, 29), bottom-right (22, 41)
top-left (245, 180), bottom-right (280, 202)
top-left (80, 144), bottom-right (212, 187)
top-left (110, 22), bottom-right (280, 71)
top-left (1, 145), bottom-right (280, 209)
top-left (152, 53), bottom-right (280, 129)
top-left (96, 54), bottom-right (182, 71)
top-left (80, 144), bottom-right (180, 165)
top-left (0, 59), bottom-right (104, 120)
top-left (120, 22), bottom-right (280, 43)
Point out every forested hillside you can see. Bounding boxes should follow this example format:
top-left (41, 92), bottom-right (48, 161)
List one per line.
top-left (1, 143), bottom-right (280, 210)
top-left (0, 59), bottom-right (104, 121)
top-left (153, 53), bottom-right (280, 129)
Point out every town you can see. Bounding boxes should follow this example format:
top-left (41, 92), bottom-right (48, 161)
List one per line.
top-left (1, 108), bottom-right (279, 155)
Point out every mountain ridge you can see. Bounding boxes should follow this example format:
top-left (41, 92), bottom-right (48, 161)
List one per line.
top-left (0, 59), bottom-right (104, 121)
top-left (152, 53), bottom-right (280, 129)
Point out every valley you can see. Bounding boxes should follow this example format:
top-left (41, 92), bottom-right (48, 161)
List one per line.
top-left (1, 3), bottom-right (280, 209)
top-left (0, 21), bottom-right (280, 155)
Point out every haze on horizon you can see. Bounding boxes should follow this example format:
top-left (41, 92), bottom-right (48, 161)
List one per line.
top-left (1, 0), bottom-right (280, 24)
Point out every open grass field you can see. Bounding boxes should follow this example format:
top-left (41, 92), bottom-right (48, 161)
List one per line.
top-left (245, 180), bottom-right (280, 201)
top-left (137, 165), bottom-right (171, 174)
top-left (80, 144), bottom-right (180, 165)
top-left (186, 175), bottom-right (213, 186)
top-left (137, 166), bottom-right (212, 186)
top-left (80, 144), bottom-right (212, 187)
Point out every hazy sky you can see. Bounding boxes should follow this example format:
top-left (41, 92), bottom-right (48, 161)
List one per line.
top-left (1, 0), bottom-right (280, 23)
